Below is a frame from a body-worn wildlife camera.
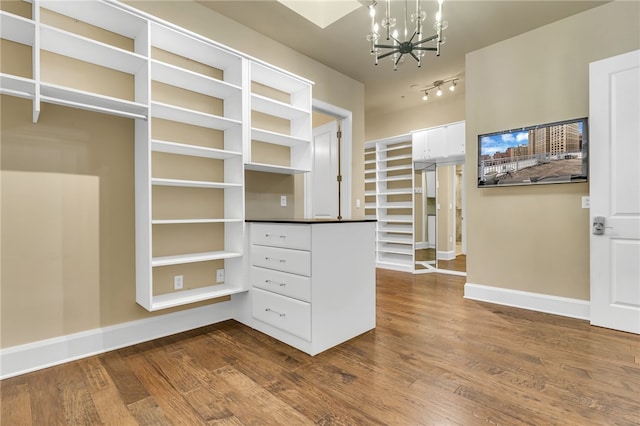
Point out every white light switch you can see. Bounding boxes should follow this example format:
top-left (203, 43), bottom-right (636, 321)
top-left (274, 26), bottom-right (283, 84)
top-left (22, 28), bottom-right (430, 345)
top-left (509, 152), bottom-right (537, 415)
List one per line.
top-left (280, 195), bottom-right (287, 207)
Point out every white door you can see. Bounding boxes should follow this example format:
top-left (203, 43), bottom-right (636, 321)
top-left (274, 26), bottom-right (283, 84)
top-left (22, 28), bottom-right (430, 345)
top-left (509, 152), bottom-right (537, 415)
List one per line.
top-left (589, 49), bottom-right (640, 334)
top-left (308, 120), bottom-right (339, 218)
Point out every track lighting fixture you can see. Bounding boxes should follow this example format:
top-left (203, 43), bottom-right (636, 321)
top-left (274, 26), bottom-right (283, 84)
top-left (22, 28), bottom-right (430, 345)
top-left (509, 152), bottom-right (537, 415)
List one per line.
top-left (419, 77), bottom-right (459, 101)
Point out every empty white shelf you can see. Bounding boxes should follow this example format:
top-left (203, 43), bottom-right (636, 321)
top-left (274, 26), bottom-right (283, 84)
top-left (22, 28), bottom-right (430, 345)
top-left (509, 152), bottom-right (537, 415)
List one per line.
top-left (152, 218), bottom-right (243, 225)
top-left (151, 140), bottom-right (241, 160)
top-left (151, 60), bottom-right (241, 101)
top-left (0, 74), bottom-right (36, 100)
top-left (40, 82), bottom-right (148, 119)
top-left (152, 250), bottom-right (242, 267)
top-left (0, 11), bottom-right (35, 46)
top-left (151, 22), bottom-right (242, 73)
top-left (40, 0), bottom-right (147, 39)
top-left (40, 24), bottom-right (147, 75)
top-left (151, 102), bottom-right (241, 131)
top-left (151, 178), bottom-right (242, 189)
top-left (250, 128), bottom-right (307, 147)
top-left (149, 285), bottom-right (247, 311)
top-left (251, 93), bottom-right (308, 120)
top-left (245, 162), bottom-right (310, 174)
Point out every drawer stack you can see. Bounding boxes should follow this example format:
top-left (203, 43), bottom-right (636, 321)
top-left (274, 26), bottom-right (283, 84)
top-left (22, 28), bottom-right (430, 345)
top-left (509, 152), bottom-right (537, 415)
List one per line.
top-left (247, 220), bottom-right (376, 355)
top-left (250, 223), bottom-right (313, 341)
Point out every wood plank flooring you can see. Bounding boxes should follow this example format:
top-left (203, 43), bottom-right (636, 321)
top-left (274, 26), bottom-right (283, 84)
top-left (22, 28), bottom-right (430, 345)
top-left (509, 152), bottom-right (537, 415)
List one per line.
top-left (2, 269), bottom-right (640, 425)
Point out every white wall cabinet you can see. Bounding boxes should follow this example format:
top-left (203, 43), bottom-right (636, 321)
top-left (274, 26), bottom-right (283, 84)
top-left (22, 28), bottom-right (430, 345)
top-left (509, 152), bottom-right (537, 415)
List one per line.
top-left (412, 121), bottom-right (465, 161)
top-left (0, 0), bottom-right (314, 312)
top-left (248, 221), bottom-right (376, 355)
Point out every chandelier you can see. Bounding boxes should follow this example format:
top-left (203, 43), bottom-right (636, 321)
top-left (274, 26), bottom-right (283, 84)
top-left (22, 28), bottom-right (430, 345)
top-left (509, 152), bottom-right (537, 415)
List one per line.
top-left (367, 0), bottom-right (447, 70)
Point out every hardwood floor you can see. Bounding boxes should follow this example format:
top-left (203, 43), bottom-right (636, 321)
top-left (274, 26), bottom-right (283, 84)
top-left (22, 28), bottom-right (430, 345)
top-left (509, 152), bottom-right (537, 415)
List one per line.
top-left (2, 269), bottom-right (639, 425)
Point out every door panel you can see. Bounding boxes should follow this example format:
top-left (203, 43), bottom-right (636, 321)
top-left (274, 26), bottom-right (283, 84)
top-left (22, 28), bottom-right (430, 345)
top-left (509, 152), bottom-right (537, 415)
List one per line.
top-left (589, 49), bottom-right (640, 334)
top-left (310, 120), bottom-right (338, 218)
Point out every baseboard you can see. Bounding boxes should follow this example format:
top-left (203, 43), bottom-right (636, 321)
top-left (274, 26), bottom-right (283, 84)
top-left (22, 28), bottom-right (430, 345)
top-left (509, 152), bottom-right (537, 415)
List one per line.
top-left (464, 283), bottom-right (590, 320)
top-left (437, 249), bottom-right (456, 260)
top-left (0, 300), bottom-right (235, 379)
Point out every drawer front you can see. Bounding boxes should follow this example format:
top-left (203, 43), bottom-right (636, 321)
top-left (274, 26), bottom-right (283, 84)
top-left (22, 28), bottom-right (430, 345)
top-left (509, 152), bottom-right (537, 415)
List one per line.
top-left (252, 288), bottom-right (311, 341)
top-left (250, 266), bottom-right (311, 302)
top-left (251, 223), bottom-right (311, 250)
top-left (250, 245), bottom-right (311, 276)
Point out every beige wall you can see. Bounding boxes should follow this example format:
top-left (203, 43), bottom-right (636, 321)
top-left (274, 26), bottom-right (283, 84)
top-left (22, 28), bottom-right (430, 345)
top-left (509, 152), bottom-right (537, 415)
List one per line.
top-left (1, 1), bottom-right (364, 348)
top-left (464, 1), bottom-right (640, 300)
top-left (365, 90), bottom-right (465, 141)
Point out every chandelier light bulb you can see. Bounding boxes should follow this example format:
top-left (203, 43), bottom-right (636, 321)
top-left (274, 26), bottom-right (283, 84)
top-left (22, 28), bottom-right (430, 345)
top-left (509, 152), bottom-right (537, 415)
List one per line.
top-left (450, 81), bottom-right (456, 91)
top-left (436, 86), bottom-right (442, 96)
top-left (422, 91), bottom-right (429, 101)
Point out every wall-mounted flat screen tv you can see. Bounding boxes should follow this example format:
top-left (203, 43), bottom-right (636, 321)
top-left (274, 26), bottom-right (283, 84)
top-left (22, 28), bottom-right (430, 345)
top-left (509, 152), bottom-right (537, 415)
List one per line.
top-left (477, 117), bottom-right (588, 188)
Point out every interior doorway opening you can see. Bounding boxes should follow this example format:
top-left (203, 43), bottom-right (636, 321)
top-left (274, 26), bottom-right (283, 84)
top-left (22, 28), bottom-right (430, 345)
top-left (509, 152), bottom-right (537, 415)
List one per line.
top-left (305, 100), bottom-right (353, 219)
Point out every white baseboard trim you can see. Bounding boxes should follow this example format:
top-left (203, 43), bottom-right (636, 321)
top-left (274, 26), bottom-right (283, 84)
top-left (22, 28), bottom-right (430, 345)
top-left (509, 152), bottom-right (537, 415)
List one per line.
top-left (464, 283), bottom-right (590, 320)
top-left (437, 250), bottom-right (456, 260)
top-left (0, 300), bottom-right (235, 380)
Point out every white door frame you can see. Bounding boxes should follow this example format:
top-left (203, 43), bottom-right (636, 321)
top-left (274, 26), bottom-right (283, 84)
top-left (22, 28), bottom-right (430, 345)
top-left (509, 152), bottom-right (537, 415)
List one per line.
top-left (305, 99), bottom-right (352, 219)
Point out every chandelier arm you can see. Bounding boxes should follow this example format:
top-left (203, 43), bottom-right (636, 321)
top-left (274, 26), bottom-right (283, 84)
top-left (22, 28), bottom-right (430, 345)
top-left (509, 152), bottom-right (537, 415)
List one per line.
top-left (414, 34), bottom-right (439, 45)
top-left (408, 30), bottom-right (418, 44)
top-left (413, 47), bottom-right (438, 51)
top-left (409, 51), bottom-right (420, 63)
top-left (375, 44), bottom-right (398, 49)
top-left (394, 53), bottom-right (405, 66)
top-left (377, 49), bottom-right (401, 60)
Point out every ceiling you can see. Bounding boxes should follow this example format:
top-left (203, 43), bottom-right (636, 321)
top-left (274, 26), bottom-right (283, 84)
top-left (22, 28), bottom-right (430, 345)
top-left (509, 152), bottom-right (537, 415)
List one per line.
top-left (198, 1), bottom-right (607, 115)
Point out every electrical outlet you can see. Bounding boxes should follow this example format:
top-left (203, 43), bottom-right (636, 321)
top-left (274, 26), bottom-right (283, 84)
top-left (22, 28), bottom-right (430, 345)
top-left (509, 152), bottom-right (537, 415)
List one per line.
top-left (174, 275), bottom-right (183, 290)
top-left (356, 199), bottom-right (361, 208)
top-left (280, 195), bottom-right (287, 207)
top-left (216, 269), bottom-right (225, 283)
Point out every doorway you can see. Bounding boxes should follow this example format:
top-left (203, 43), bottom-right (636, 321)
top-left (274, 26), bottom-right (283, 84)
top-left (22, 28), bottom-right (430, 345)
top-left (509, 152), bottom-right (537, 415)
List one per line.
top-left (305, 100), bottom-right (352, 219)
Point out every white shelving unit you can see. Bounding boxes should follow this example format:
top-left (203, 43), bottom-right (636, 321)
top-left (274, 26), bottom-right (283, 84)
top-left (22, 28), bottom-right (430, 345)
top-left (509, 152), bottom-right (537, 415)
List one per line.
top-left (246, 61), bottom-right (313, 174)
top-left (134, 20), bottom-right (247, 311)
top-left (1, 0), bottom-right (315, 311)
top-left (366, 134), bottom-right (415, 272)
top-left (364, 142), bottom-right (377, 220)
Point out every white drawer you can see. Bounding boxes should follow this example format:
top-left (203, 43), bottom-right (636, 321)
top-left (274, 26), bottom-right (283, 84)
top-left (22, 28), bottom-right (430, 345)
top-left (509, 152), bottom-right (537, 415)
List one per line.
top-left (250, 266), bottom-right (311, 302)
top-left (251, 223), bottom-right (311, 250)
top-left (250, 245), bottom-right (311, 276)
top-left (252, 288), bottom-right (311, 341)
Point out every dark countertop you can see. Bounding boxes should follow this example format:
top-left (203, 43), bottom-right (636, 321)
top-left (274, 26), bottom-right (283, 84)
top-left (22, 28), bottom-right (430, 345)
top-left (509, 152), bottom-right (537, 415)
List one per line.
top-left (246, 218), bottom-right (377, 224)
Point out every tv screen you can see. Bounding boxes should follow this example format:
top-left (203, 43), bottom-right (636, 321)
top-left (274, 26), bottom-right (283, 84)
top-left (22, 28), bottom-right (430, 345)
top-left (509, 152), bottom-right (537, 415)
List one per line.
top-left (477, 117), bottom-right (588, 188)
